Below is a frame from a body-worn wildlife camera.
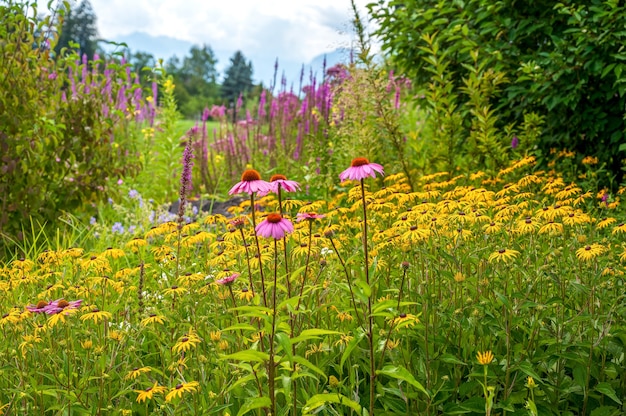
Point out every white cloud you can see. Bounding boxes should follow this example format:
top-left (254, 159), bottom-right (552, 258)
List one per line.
top-left (88, 0), bottom-right (371, 62)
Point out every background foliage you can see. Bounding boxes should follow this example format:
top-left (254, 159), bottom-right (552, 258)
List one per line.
top-left (0, 2), bottom-right (150, 251)
top-left (369, 0), bottom-right (626, 185)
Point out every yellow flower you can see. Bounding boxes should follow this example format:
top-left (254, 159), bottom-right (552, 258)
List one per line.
top-left (526, 376), bottom-right (537, 389)
top-left (141, 314), bottom-right (166, 326)
top-left (454, 272), bottom-right (465, 283)
top-left (102, 247), bottom-right (125, 259)
top-left (329, 375), bottom-right (340, 388)
top-left (581, 156), bottom-right (598, 165)
top-left (389, 313), bottom-right (420, 330)
top-left (306, 342), bottom-right (327, 357)
top-left (209, 331), bottom-right (221, 342)
top-left (126, 238), bottom-right (148, 251)
top-left (515, 217), bottom-right (538, 234)
top-left (165, 381), bottom-right (200, 402)
top-left (135, 381), bottom-right (168, 403)
top-left (477, 350), bottom-right (494, 365)
top-left (612, 223), bottom-right (626, 234)
top-left (217, 340), bottom-right (229, 350)
top-left (488, 249), bottom-right (520, 264)
top-left (575, 244), bottom-right (605, 261)
top-left (80, 309), bottom-right (113, 324)
top-left (80, 339), bottom-right (93, 350)
top-left (173, 330), bottom-right (201, 354)
top-left (125, 366), bottom-right (151, 380)
top-left (336, 311), bottom-right (353, 322)
top-left (163, 285), bottom-right (187, 296)
top-left (109, 330), bottom-right (124, 342)
top-left (538, 221), bottom-right (563, 235)
top-left (597, 217), bottom-right (616, 229)
top-left (483, 221), bottom-right (503, 234)
top-left (235, 287), bottom-right (254, 301)
top-left (334, 334), bottom-right (354, 347)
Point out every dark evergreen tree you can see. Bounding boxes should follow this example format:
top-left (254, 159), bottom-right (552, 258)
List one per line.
top-left (54, 0), bottom-right (98, 59)
top-left (221, 51), bottom-right (254, 120)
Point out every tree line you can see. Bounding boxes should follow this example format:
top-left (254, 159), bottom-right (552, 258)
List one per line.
top-left (54, 0), bottom-right (255, 119)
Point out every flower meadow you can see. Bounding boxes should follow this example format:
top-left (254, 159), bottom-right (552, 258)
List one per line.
top-left (2, 153), bottom-right (625, 415)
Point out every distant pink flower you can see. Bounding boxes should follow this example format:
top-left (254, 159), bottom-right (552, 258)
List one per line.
top-left (255, 213), bottom-right (294, 239)
top-left (296, 212), bottom-right (326, 222)
top-left (229, 169), bottom-right (271, 195)
top-left (257, 174), bottom-right (301, 196)
top-left (216, 272), bottom-right (240, 286)
top-left (339, 158), bottom-right (384, 182)
top-left (45, 299), bottom-right (83, 315)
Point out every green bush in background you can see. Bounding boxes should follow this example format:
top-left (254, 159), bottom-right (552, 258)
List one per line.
top-left (0, 2), bottom-right (148, 252)
top-left (369, 0), bottom-right (626, 185)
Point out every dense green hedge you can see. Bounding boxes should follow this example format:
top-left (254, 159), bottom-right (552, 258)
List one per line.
top-left (369, 0), bottom-right (626, 184)
top-left (0, 2), bottom-right (146, 251)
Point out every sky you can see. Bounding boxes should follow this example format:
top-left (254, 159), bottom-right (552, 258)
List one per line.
top-left (85, 0), bottom-right (376, 64)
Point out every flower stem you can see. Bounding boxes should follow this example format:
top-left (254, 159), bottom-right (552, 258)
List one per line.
top-left (360, 177), bottom-right (376, 416)
top-left (250, 192), bottom-right (268, 307)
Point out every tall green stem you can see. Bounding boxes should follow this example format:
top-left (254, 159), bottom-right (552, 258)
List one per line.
top-left (361, 178), bottom-right (375, 415)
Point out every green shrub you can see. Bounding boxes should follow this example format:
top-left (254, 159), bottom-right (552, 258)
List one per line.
top-left (0, 2), bottom-right (149, 254)
top-left (369, 0), bottom-right (626, 184)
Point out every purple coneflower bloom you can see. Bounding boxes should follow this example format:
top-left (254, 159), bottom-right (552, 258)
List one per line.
top-left (339, 158), bottom-right (385, 182)
top-left (27, 300), bottom-right (52, 314)
top-left (216, 272), bottom-right (240, 286)
top-left (45, 299), bottom-right (83, 315)
top-left (229, 169), bottom-right (271, 195)
top-left (258, 174), bottom-right (301, 196)
top-left (296, 212), bottom-right (326, 222)
top-left (255, 213), bottom-right (294, 239)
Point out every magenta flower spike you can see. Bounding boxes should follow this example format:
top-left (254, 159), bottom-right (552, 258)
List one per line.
top-left (339, 157), bottom-right (385, 182)
top-left (255, 213), bottom-right (294, 239)
top-left (229, 169), bottom-right (271, 195)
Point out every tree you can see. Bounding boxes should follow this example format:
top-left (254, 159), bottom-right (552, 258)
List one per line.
top-left (221, 51), bottom-right (254, 120)
top-left (54, 0), bottom-right (98, 59)
top-left (164, 46), bottom-right (221, 118)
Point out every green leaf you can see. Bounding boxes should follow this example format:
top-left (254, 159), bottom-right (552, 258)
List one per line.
top-left (595, 382), bottom-right (622, 405)
top-left (221, 350), bottom-right (269, 363)
top-left (291, 329), bottom-right (342, 345)
top-left (340, 330), bottom-right (366, 369)
top-left (236, 397), bottom-right (271, 416)
top-left (302, 393), bottom-right (363, 415)
top-left (275, 332), bottom-right (292, 361)
top-left (355, 278), bottom-right (372, 297)
top-left (292, 355), bottom-right (326, 381)
top-left (377, 365), bottom-right (430, 396)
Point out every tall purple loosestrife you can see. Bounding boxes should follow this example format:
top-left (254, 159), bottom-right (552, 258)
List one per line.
top-left (177, 138), bottom-right (195, 229)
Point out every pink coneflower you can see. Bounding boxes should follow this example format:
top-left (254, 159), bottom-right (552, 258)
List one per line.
top-left (45, 299), bottom-right (83, 315)
top-left (27, 300), bottom-right (52, 314)
top-left (255, 213), bottom-right (294, 239)
top-left (339, 158), bottom-right (384, 182)
top-left (216, 272), bottom-right (240, 286)
top-left (229, 170), bottom-right (271, 195)
top-left (296, 212), bottom-right (326, 222)
top-left (258, 174), bottom-right (301, 196)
